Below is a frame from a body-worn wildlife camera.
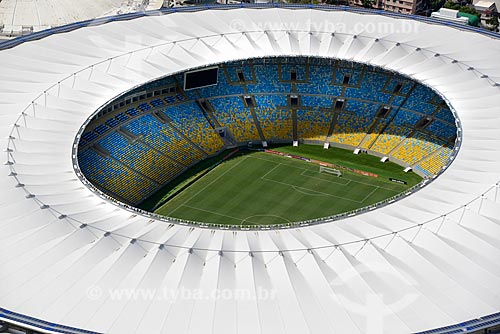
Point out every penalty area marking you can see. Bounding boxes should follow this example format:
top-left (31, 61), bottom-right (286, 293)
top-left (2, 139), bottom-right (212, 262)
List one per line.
top-left (252, 154), bottom-right (403, 193)
top-left (299, 170), bottom-right (351, 186)
top-left (260, 176), bottom-right (363, 203)
top-left (291, 186), bottom-right (332, 196)
top-left (260, 162), bottom-right (283, 179)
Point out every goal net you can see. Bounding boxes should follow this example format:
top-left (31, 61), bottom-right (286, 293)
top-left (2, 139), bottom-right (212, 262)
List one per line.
top-left (319, 166), bottom-right (342, 177)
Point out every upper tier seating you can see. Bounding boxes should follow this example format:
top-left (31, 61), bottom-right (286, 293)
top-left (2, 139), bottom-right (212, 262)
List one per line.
top-left (247, 61), bottom-right (291, 93)
top-left (402, 85), bottom-right (437, 114)
top-left (425, 119), bottom-right (456, 140)
top-left (281, 63), bottom-right (307, 81)
top-left (225, 64), bottom-right (253, 83)
top-left (299, 65), bottom-right (342, 96)
top-left (392, 110), bottom-right (422, 127)
top-left (385, 78), bottom-right (412, 95)
top-left (344, 70), bottom-right (392, 103)
top-left (435, 107), bottom-right (455, 123)
top-left (195, 66), bottom-right (245, 97)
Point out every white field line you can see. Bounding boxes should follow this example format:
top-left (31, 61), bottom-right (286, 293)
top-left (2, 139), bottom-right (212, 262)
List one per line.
top-left (250, 154), bottom-right (401, 193)
top-left (241, 214), bottom-right (291, 224)
top-left (162, 156), bottom-right (248, 216)
top-left (260, 176), bottom-right (363, 203)
top-left (260, 162), bottom-right (283, 179)
top-left (183, 205), bottom-right (292, 225)
top-left (180, 204), bottom-right (243, 223)
top-left (299, 170), bottom-right (351, 186)
top-left (291, 186), bottom-right (332, 197)
top-left (361, 186), bottom-right (380, 203)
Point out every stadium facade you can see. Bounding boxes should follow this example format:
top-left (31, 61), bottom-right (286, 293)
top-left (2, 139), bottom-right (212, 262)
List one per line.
top-left (0, 5), bottom-right (499, 334)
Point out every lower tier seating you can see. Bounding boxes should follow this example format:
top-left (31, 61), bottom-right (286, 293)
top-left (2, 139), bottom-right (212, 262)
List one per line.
top-left (98, 132), bottom-right (184, 184)
top-left (392, 132), bottom-right (446, 165)
top-left (78, 148), bottom-right (158, 204)
top-left (161, 102), bottom-right (225, 155)
top-left (256, 109), bottom-right (293, 141)
top-left (370, 125), bottom-right (412, 154)
top-left (417, 145), bottom-right (454, 175)
top-left (124, 114), bottom-right (204, 166)
top-left (329, 113), bottom-right (373, 147)
top-left (210, 97), bottom-right (261, 142)
top-left (297, 109), bottom-right (333, 141)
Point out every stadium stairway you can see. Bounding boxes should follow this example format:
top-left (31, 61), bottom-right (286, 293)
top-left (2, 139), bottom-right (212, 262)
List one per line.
top-left (167, 122), bottom-right (209, 158)
top-left (236, 72), bottom-right (267, 143)
top-left (387, 128), bottom-right (418, 158)
top-left (248, 106), bottom-right (267, 142)
top-left (149, 106), bottom-right (211, 160)
top-left (365, 83), bottom-right (418, 150)
top-left (292, 108), bottom-right (298, 141)
top-left (107, 150), bottom-right (161, 186)
top-left (324, 69), bottom-right (349, 143)
top-left (116, 127), bottom-right (138, 142)
top-left (324, 107), bottom-right (341, 142)
top-left (92, 144), bottom-right (110, 157)
top-left (277, 64), bottom-right (283, 83)
top-left (137, 137), bottom-right (187, 169)
top-left (196, 100), bottom-right (237, 147)
top-left (356, 78), bottom-right (411, 148)
top-left (413, 145), bottom-right (445, 168)
top-left (197, 100), bottom-right (222, 128)
top-left (290, 68), bottom-right (300, 142)
top-left (358, 116), bottom-right (384, 148)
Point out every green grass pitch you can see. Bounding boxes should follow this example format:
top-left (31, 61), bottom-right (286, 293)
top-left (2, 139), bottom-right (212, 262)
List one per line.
top-left (152, 145), bottom-right (422, 226)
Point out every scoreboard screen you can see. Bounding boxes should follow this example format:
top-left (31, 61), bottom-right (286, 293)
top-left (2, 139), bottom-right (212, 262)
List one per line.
top-left (184, 66), bottom-right (218, 90)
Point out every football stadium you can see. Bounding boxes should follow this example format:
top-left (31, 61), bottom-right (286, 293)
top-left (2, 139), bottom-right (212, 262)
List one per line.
top-left (0, 5), bottom-right (499, 334)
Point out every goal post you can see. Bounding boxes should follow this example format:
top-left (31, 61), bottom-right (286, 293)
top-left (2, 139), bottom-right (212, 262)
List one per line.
top-left (319, 165), bottom-right (342, 177)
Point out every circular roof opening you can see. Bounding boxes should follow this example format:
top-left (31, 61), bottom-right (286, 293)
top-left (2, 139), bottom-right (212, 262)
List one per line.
top-left (76, 56), bottom-right (459, 227)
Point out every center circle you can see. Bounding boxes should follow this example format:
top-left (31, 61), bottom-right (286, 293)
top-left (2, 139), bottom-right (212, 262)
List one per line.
top-left (75, 56), bottom-right (458, 227)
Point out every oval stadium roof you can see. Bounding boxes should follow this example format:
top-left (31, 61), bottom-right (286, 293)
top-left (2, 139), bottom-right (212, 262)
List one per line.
top-left (0, 5), bottom-right (499, 334)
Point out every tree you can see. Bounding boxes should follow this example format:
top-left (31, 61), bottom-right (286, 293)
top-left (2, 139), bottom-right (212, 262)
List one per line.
top-left (443, 1), bottom-right (461, 10)
top-left (430, 0), bottom-right (446, 12)
top-left (486, 16), bottom-right (499, 30)
top-left (443, 1), bottom-right (482, 18)
top-left (362, 0), bottom-right (375, 8)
